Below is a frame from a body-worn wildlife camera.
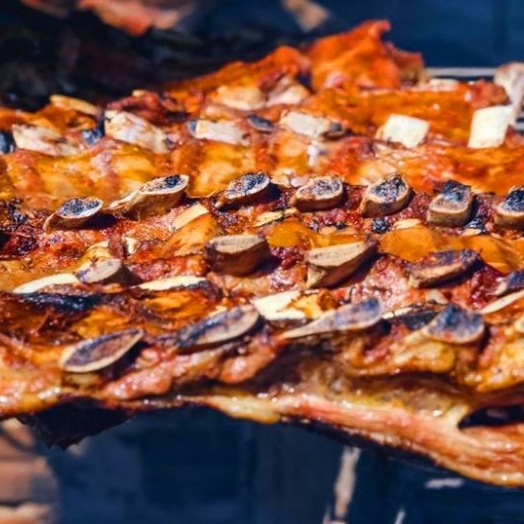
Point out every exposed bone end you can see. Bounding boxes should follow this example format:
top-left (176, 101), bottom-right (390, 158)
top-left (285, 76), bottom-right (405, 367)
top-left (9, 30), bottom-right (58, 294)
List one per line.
top-left (377, 114), bottom-right (429, 148)
top-left (44, 197), bottom-right (103, 230)
top-left (12, 273), bottom-right (80, 294)
top-left (494, 269), bottom-right (524, 297)
top-left (422, 304), bottom-right (485, 344)
top-left (494, 63), bottom-right (524, 123)
top-left (468, 105), bottom-right (512, 149)
top-left (481, 289), bottom-right (524, 315)
top-left (291, 175), bottom-right (344, 212)
top-left (206, 234), bottom-right (270, 276)
top-left (137, 276), bottom-right (207, 291)
top-left (495, 187), bottom-right (524, 228)
top-left (60, 328), bottom-right (144, 373)
top-left (360, 173), bottom-right (412, 217)
top-left (408, 249), bottom-right (479, 288)
top-left (211, 85), bottom-right (265, 111)
top-left (426, 181), bottom-right (473, 227)
top-left (281, 298), bottom-right (382, 340)
top-left (105, 191), bottom-right (137, 214)
top-left (188, 119), bottom-right (249, 146)
top-left (247, 114), bottom-right (275, 133)
top-left (12, 124), bottom-right (81, 157)
top-left (50, 95), bottom-right (98, 116)
top-left (306, 240), bottom-right (377, 288)
top-left (280, 111), bottom-right (332, 139)
top-left (104, 110), bottom-right (168, 154)
top-left (253, 291), bottom-right (305, 324)
top-left (216, 172), bottom-right (271, 209)
top-left (76, 258), bottom-right (126, 285)
top-left (125, 175), bottom-right (189, 219)
top-left (177, 305), bottom-right (261, 351)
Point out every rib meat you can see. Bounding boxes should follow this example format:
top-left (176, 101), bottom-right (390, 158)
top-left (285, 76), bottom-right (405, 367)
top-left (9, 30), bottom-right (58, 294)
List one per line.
top-left (1, 21), bottom-right (524, 486)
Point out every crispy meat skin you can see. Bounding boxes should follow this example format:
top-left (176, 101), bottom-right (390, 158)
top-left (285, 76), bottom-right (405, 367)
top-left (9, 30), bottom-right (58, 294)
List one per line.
top-left (2, 21), bottom-right (524, 486)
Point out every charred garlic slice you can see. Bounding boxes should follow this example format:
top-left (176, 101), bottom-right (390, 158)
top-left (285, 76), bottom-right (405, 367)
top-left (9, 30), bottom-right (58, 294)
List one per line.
top-left (408, 249), bottom-right (479, 288)
top-left (305, 240), bottom-right (377, 288)
top-left (44, 197), bottom-right (103, 230)
top-left (422, 304), bottom-right (485, 344)
top-left (427, 181), bottom-right (473, 227)
top-left (377, 114), bottom-right (429, 148)
top-left (216, 172), bottom-right (271, 209)
top-left (206, 234), bottom-right (270, 276)
top-left (281, 298), bottom-right (382, 340)
top-left (177, 305), bottom-right (261, 351)
top-left (60, 328), bottom-right (144, 373)
top-left (360, 173), bottom-right (412, 217)
top-left (292, 175), bottom-right (344, 211)
top-left (495, 187), bottom-right (524, 228)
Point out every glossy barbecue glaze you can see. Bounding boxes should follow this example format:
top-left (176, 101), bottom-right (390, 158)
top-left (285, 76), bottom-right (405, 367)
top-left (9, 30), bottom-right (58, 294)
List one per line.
top-left (2, 20), bottom-right (524, 487)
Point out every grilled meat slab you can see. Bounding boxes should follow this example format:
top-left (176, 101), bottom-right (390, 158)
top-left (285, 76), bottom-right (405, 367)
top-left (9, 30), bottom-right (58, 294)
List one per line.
top-left (1, 20), bottom-right (524, 486)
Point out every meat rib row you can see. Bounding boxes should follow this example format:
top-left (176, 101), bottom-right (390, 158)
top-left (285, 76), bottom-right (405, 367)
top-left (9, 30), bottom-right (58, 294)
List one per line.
top-left (1, 20), bottom-right (524, 486)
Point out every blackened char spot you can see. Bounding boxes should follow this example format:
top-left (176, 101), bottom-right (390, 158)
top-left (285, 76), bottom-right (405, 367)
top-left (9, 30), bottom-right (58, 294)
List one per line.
top-left (59, 198), bottom-right (100, 216)
top-left (426, 304), bottom-right (484, 343)
top-left (177, 306), bottom-right (260, 350)
top-left (500, 269), bottom-right (524, 294)
top-left (372, 174), bottom-right (405, 201)
top-left (372, 218), bottom-right (389, 234)
top-left (399, 308), bottom-right (438, 330)
top-left (21, 293), bottom-right (103, 313)
top-left (441, 180), bottom-right (469, 201)
top-left (465, 216), bottom-right (487, 233)
top-left (81, 116), bottom-right (104, 146)
top-left (239, 172), bottom-right (267, 193)
top-left (247, 114), bottom-right (275, 133)
top-left (0, 130), bottom-right (15, 154)
top-left (503, 188), bottom-right (524, 212)
top-left (153, 175), bottom-right (182, 190)
top-left (460, 405), bottom-right (524, 429)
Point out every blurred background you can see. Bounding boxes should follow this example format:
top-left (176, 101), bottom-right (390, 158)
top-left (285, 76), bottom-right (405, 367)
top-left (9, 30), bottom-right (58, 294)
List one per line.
top-left (1, 1), bottom-right (524, 523)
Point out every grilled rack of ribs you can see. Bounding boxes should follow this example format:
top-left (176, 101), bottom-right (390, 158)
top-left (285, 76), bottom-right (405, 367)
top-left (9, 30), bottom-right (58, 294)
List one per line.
top-left (2, 20), bottom-right (524, 486)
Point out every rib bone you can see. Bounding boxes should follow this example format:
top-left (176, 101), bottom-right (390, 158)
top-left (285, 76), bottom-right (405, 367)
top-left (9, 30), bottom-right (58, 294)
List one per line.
top-left (427, 181), bottom-right (473, 227)
top-left (360, 173), bottom-right (412, 217)
top-left (305, 240), bottom-right (377, 288)
top-left (60, 329), bottom-right (144, 373)
top-left (206, 234), bottom-right (270, 276)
